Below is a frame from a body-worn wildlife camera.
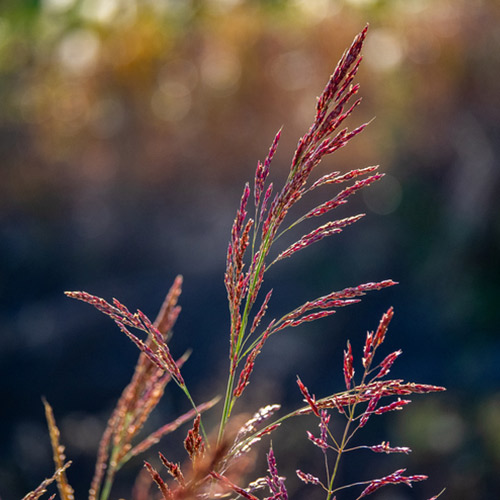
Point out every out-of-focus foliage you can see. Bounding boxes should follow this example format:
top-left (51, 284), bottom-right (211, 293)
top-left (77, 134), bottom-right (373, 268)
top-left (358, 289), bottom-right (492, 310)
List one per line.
top-left (1, 1), bottom-right (499, 499)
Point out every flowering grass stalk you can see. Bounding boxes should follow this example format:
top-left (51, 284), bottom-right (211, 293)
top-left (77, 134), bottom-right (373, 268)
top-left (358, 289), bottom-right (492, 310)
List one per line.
top-left (292, 308), bottom-right (444, 499)
top-left (24, 25), bottom-right (446, 500)
top-left (65, 278), bottom-right (218, 500)
top-left (219, 24), bottom-right (391, 443)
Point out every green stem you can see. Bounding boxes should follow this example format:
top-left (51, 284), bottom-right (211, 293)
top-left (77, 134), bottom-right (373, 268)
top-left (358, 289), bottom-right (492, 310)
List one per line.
top-left (98, 410), bottom-right (134, 500)
top-left (99, 445), bottom-right (120, 500)
top-left (326, 405), bottom-right (355, 500)
top-left (217, 369), bottom-right (236, 444)
top-left (99, 473), bottom-right (114, 500)
top-left (327, 369), bottom-right (371, 499)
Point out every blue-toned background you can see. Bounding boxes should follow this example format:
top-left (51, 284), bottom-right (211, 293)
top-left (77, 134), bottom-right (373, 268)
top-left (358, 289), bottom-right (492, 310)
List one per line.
top-left (1, 1), bottom-right (499, 499)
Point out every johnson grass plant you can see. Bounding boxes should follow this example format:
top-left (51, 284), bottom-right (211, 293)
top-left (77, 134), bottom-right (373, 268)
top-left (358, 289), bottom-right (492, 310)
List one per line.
top-left (23, 26), bottom-right (445, 500)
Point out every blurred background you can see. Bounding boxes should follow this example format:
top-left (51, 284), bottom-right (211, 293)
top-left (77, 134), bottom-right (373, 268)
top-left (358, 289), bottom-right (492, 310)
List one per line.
top-left (1, 0), bottom-right (499, 498)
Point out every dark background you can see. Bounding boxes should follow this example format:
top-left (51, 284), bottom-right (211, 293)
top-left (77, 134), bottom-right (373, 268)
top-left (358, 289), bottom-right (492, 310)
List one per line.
top-left (1, 1), bottom-right (499, 499)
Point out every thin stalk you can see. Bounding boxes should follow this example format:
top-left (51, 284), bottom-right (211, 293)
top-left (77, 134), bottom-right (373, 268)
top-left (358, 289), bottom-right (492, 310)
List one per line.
top-left (99, 444), bottom-right (120, 500)
top-left (99, 473), bottom-right (114, 500)
top-left (327, 367), bottom-right (371, 499)
top-left (98, 409), bottom-right (135, 500)
top-left (326, 405), bottom-right (355, 500)
top-left (217, 370), bottom-right (237, 444)
top-left (324, 452), bottom-right (331, 490)
top-left (273, 213), bottom-right (307, 244)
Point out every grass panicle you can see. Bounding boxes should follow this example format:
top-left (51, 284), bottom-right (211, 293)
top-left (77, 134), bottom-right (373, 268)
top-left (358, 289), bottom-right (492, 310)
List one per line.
top-left (291, 309), bottom-right (444, 500)
top-left (22, 463), bottom-right (72, 500)
top-left (42, 399), bottom-right (75, 500)
top-left (24, 25), bottom-right (445, 500)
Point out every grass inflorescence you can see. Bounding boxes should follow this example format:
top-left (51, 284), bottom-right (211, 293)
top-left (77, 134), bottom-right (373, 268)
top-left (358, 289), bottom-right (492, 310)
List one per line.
top-left (24, 25), bottom-right (445, 500)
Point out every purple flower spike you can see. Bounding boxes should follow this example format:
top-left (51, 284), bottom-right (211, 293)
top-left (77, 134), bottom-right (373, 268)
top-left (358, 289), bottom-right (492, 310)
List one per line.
top-left (265, 447), bottom-right (288, 500)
